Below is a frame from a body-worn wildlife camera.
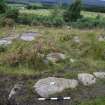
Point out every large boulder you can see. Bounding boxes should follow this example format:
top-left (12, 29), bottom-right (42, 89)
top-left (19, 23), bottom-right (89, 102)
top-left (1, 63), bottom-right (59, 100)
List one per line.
top-left (93, 72), bottom-right (105, 79)
top-left (78, 73), bottom-right (96, 86)
top-left (46, 53), bottom-right (66, 63)
top-left (34, 77), bottom-right (78, 97)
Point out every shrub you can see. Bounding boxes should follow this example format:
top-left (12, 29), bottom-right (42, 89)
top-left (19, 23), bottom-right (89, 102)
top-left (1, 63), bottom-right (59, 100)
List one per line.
top-left (0, 14), bottom-right (5, 27)
top-left (0, 0), bottom-right (7, 14)
top-left (0, 46), bottom-right (7, 52)
top-left (63, 0), bottom-right (82, 22)
top-left (2, 44), bottom-right (45, 68)
top-left (5, 8), bottom-right (19, 20)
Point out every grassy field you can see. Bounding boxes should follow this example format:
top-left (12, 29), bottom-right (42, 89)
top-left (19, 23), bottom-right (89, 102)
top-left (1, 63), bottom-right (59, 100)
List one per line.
top-left (1, 4), bottom-right (105, 104)
top-left (19, 9), bottom-right (52, 16)
top-left (0, 25), bottom-right (105, 77)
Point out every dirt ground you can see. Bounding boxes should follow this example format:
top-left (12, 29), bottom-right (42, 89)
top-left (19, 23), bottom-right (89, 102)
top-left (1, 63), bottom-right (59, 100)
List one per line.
top-left (0, 74), bottom-right (105, 105)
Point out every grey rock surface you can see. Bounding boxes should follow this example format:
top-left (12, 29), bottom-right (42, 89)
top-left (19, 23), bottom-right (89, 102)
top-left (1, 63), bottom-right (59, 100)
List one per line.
top-left (34, 77), bottom-right (78, 97)
top-left (8, 82), bottom-right (24, 100)
top-left (93, 72), bottom-right (105, 79)
top-left (78, 73), bottom-right (96, 86)
top-left (20, 32), bottom-right (38, 41)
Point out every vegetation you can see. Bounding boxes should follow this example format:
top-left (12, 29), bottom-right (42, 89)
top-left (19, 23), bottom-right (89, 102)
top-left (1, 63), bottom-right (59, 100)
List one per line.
top-left (63, 0), bottom-right (82, 22)
top-left (0, 0), bottom-right (7, 14)
top-left (79, 97), bottom-right (105, 105)
top-left (0, 25), bottom-right (105, 75)
top-left (0, 1), bottom-right (105, 105)
top-left (26, 3), bottom-right (54, 10)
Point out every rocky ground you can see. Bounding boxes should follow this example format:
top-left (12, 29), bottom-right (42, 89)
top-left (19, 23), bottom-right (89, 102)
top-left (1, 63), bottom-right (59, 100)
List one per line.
top-left (0, 74), bottom-right (105, 105)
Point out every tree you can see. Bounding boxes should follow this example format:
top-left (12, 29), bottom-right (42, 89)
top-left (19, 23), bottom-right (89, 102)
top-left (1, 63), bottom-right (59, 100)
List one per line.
top-left (63, 0), bottom-right (82, 22)
top-left (0, 0), bottom-right (7, 14)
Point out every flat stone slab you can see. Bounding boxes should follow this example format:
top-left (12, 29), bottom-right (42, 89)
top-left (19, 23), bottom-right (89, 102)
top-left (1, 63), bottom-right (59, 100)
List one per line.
top-left (34, 77), bottom-right (78, 97)
top-left (78, 73), bottom-right (96, 86)
top-left (20, 32), bottom-right (39, 41)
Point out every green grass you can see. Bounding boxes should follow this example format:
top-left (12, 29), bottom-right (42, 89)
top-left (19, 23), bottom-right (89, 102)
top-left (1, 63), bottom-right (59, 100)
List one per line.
top-left (79, 97), bottom-right (105, 105)
top-left (0, 25), bottom-right (105, 77)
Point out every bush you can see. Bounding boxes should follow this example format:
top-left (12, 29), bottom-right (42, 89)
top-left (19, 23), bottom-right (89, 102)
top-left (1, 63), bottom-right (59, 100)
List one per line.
top-left (0, 14), bottom-right (5, 27)
top-left (0, 46), bottom-right (7, 52)
top-left (2, 42), bottom-right (45, 68)
top-left (63, 0), bottom-right (82, 22)
top-left (0, 0), bottom-right (7, 14)
top-left (5, 8), bottom-right (19, 20)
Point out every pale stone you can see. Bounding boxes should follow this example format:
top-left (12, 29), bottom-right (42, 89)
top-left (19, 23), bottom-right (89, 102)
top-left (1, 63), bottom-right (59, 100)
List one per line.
top-left (46, 53), bottom-right (66, 63)
top-left (8, 82), bottom-right (23, 99)
top-left (34, 77), bottom-right (78, 97)
top-left (97, 35), bottom-right (105, 42)
top-left (73, 36), bottom-right (80, 43)
top-left (20, 32), bottom-right (38, 41)
top-left (93, 72), bottom-right (105, 79)
top-left (70, 58), bottom-right (75, 63)
top-left (78, 73), bottom-right (96, 86)
top-left (0, 39), bottom-right (12, 45)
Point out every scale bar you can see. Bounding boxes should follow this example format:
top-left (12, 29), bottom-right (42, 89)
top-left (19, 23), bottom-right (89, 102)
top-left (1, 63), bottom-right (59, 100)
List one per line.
top-left (38, 97), bottom-right (71, 101)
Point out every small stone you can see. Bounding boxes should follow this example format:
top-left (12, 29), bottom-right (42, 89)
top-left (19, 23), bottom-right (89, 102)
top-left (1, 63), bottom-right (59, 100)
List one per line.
top-left (73, 36), bottom-right (80, 43)
top-left (8, 82), bottom-right (24, 100)
top-left (46, 53), bottom-right (66, 63)
top-left (34, 77), bottom-right (78, 97)
top-left (93, 72), bottom-right (105, 79)
top-left (70, 58), bottom-right (75, 63)
top-left (97, 35), bottom-right (105, 41)
top-left (78, 73), bottom-right (96, 86)
top-left (0, 39), bottom-right (12, 45)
